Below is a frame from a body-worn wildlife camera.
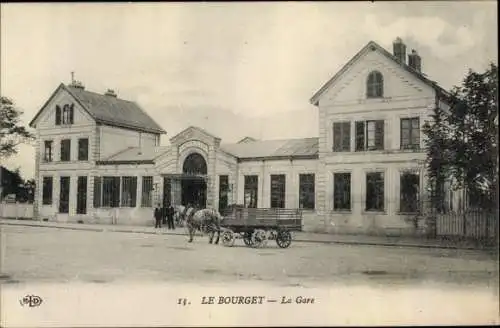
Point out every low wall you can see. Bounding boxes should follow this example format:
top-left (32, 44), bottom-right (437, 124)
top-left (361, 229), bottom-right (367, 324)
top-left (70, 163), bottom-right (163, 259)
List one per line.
top-left (39, 208), bottom-right (157, 226)
top-left (0, 202), bottom-right (34, 219)
top-left (303, 211), bottom-right (428, 236)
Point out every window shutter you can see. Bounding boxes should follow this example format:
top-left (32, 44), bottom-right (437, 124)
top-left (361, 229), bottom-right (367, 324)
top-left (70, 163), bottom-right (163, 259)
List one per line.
top-left (355, 121), bottom-right (365, 151)
top-left (69, 104), bottom-right (74, 124)
top-left (333, 123), bottom-right (341, 151)
top-left (55, 106), bottom-right (61, 125)
top-left (375, 120), bottom-right (384, 149)
top-left (342, 122), bottom-right (351, 151)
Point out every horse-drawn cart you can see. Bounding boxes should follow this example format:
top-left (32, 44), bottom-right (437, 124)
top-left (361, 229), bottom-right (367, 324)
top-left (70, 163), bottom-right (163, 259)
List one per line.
top-left (220, 206), bottom-right (303, 248)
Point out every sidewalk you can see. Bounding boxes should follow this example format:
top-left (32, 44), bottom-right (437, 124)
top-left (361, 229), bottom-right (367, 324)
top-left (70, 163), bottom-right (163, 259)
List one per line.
top-left (0, 218), bottom-right (496, 251)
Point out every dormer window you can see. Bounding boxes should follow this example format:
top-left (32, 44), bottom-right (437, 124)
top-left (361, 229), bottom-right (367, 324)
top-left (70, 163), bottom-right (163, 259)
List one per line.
top-left (55, 104), bottom-right (74, 125)
top-left (366, 71), bottom-right (384, 98)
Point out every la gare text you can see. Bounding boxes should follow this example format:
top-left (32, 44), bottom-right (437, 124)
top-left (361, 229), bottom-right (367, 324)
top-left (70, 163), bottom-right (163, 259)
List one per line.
top-left (201, 296), bottom-right (315, 305)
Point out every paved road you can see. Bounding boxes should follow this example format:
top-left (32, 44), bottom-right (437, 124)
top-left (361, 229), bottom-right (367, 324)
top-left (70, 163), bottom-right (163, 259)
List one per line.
top-left (1, 225), bottom-right (498, 289)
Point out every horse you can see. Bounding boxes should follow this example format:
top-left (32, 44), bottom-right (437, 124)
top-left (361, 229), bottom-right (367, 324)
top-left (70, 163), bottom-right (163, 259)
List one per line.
top-left (173, 205), bottom-right (187, 227)
top-left (184, 207), bottom-right (223, 244)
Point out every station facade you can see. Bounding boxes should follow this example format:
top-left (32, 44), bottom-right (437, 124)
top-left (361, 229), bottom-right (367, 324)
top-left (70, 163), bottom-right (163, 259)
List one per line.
top-left (30, 38), bottom-right (457, 235)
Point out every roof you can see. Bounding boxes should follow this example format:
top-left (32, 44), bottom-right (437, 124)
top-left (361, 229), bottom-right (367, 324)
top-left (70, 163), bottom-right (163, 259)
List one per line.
top-left (220, 137), bottom-right (318, 160)
top-left (100, 146), bottom-right (172, 163)
top-left (170, 125), bottom-right (221, 144)
top-left (237, 136), bottom-right (258, 144)
top-left (30, 83), bottom-right (166, 134)
top-left (309, 40), bottom-right (450, 106)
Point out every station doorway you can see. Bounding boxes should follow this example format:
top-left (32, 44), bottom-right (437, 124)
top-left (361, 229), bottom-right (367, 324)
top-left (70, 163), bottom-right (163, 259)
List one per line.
top-left (182, 153), bottom-right (207, 208)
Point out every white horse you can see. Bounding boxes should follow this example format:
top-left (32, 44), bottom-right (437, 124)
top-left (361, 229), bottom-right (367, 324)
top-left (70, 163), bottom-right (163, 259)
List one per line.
top-left (173, 205), bottom-right (187, 226)
top-left (184, 207), bottom-right (223, 244)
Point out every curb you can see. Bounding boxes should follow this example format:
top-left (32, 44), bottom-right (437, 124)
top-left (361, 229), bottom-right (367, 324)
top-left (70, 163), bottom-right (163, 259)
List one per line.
top-left (292, 238), bottom-right (486, 251)
top-left (0, 221), bottom-right (495, 251)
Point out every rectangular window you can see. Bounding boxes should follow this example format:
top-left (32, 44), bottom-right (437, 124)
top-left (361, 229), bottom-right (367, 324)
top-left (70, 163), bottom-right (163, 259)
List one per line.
top-left (355, 120), bottom-right (384, 151)
top-left (400, 172), bottom-right (420, 213)
top-left (333, 173), bottom-right (351, 211)
top-left (333, 122), bottom-right (351, 152)
top-left (59, 176), bottom-right (70, 213)
top-left (270, 174), bottom-right (286, 209)
top-left (76, 176), bottom-right (87, 214)
top-left (102, 177), bottom-right (120, 207)
top-left (78, 138), bottom-right (89, 161)
top-left (60, 139), bottom-right (71, 161)
top-left (93, 177), bottom-right (102, 208)
top-left (55, 106), bottom-right (61, 125)
top-left (121, 176), bottom-right (137, 207)
top-left (366, 172), bottom-right (385, 211)
top-left (219, 175), bottom-right (229, 212)
top-left (43, 140), bottom-right (53, 162)
top-left (400, 117), bottom-right (420, 150)
top-left (299, 174), bottom-right (315, 209)
top-left (141, 176), bottom-right (153, 207)
top-left (42, 176), bottom-right (53, 205)
top-left (244, 175), bottom-right (258, 208)
top-left (62, 104), bottom-right (74, 125)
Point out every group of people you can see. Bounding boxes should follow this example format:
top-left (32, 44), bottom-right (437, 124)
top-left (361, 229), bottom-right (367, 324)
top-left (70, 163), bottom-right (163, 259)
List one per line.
top-left (153, 204), bottom-right (176, 229)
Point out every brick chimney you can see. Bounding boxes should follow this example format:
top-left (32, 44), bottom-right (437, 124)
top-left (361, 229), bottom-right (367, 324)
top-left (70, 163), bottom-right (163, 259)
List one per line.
top-left (104, 89), bottom-right (117, 97)
top-left (393, 37), bottom-right (406, 64)
top-left (408, 49), bottom-right (422, 72)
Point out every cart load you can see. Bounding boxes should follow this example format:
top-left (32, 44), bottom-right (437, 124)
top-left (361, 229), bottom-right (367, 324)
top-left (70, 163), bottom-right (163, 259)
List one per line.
top-left (220, 205), bottom-right (303, 248)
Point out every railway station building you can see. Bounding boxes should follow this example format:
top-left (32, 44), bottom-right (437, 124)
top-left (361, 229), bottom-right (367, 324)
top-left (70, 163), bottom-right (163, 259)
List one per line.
top-left (30, 38), bottom-right (457, 235)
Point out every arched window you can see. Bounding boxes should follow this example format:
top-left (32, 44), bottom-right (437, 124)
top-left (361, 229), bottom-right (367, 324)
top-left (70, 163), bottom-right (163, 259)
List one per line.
top-left (366, 71), bottom-right (384, 98)
top-left (182, 153), bottom-right (207, 175)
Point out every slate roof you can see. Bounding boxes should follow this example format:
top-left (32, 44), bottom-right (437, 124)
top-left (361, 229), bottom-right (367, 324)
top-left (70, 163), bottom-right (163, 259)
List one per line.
top-left (101, 146), bottom-right (171, 163)
top-left (30, 83), bottom-right (166, 134)
top-left (310, 40), bottom-right (450, 106)
top-left (220, 137), bottom-right (318, 159)
top-left (98, 137), bottom-right (319, 164)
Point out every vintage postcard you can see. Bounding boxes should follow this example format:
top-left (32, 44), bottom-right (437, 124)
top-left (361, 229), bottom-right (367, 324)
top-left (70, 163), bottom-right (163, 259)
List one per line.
top-left (0, 1), bottom-right (498, 327)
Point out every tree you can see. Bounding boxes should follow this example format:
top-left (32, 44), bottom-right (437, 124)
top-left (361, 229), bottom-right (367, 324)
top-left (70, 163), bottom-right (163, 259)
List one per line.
top-left (0, 96), bottom-right (35, 159)
top-left (423, 99), bottom-right (451, 212)
top-left (424, 63), bottom-right (498, 210)
top-left (17, 178), bottom-right (36, 203)
top-left (0, 166), bottom-right (24, 199)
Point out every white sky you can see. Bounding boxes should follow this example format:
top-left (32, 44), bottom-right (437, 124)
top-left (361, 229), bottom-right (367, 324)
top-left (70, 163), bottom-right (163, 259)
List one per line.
top-left (1, 2), bottom-right (497, 179)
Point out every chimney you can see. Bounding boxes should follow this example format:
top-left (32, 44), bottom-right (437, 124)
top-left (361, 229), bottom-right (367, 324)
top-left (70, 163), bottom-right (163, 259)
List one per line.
top-left (70, 80), bottom-right (85, 90)
top-left (393, 37), bottom-right (406, 64)
top-left (408, 49), bottom-right (422, 72)
top-left (104, 89), bottom-right (117, 97)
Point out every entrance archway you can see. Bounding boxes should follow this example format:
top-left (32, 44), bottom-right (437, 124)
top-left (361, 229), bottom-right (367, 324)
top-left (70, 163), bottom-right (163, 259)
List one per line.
top-left (182, 152), bottom-right (207, 208)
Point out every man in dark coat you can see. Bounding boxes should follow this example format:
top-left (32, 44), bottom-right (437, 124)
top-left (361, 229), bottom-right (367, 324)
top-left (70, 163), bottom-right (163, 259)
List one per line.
top-left (166, 204), bottom-right (175, 230)
top-left (154, 205), bottom-right (162, 229)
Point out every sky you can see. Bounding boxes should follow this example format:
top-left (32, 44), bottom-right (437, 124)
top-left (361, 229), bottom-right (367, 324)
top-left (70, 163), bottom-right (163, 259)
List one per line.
top-left (1, 1), bottom-right (497, 179)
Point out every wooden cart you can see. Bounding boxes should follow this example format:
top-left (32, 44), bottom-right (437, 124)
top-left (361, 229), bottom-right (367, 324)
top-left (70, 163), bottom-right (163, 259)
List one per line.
top-left (220, 206), bottom-right (303, 248)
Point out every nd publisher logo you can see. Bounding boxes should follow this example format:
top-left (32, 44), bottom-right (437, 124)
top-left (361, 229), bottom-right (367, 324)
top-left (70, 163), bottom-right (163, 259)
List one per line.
top-left (19, 295), bottom-right (43, 308)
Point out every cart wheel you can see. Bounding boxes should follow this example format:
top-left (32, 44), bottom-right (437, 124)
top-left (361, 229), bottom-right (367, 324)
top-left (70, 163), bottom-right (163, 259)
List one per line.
top-left (251, 229), bottom-right (267, 248)
top-left (221, 231), bottom-right (235, 247)
top-left (276, 230), bottom-right (292, 248)
top-left (243, 232), bottom-right (254, 247)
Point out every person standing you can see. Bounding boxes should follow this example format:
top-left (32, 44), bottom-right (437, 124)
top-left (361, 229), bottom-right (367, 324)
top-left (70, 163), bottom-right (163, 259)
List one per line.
top-left (167, 204), bottom-right (175, 230)
top-left (154, 205), bottom-right (162, 229)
